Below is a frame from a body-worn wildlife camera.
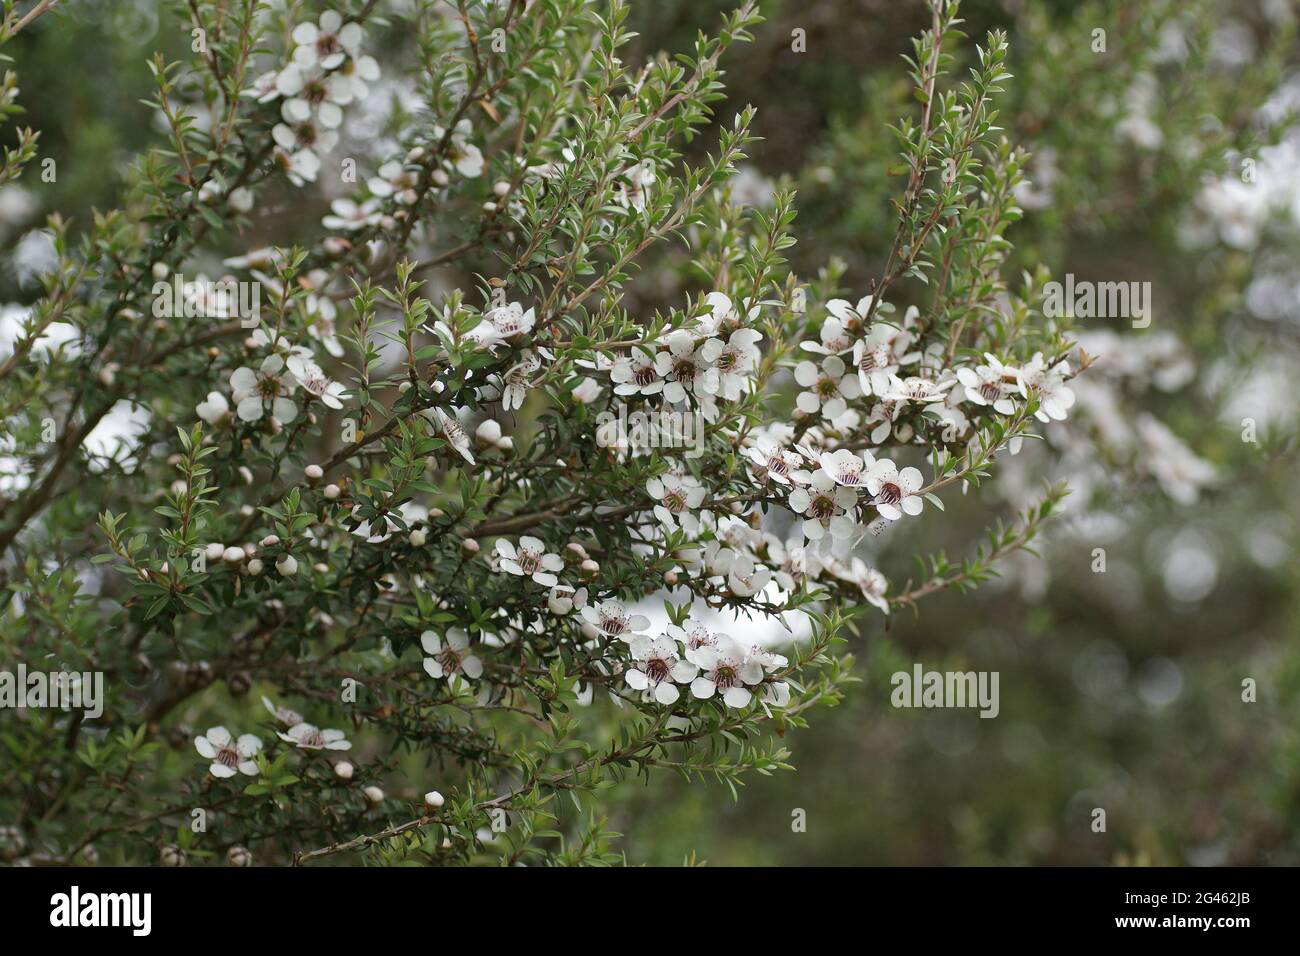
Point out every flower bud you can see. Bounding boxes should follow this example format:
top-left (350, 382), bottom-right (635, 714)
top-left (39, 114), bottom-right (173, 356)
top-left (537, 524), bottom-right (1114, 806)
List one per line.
top-left (364, 785), bottom-right (385, 804)
top-left (305, 464), bottom-right (324, 482)
top-left (333, 760), bottom-right (354, 780)
top-left (461, 537), bottom-right (480, 554)
top-left (324, 484), bottom-right (341, 500)
top-left (222, 547), bottom-right (244, 564)
top-left (410, 529), bottom-right (427, 547)
top-left (424, 790), bottom-right (445, 809)
top-left (226, 846), bottom-right (253, 867)
top-left (276, 554), bottom-right (298, 577)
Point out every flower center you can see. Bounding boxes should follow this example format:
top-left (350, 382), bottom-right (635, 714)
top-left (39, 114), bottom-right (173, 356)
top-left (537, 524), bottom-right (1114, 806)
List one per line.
top-left (633, 364), bottom-right (658, 387)
top-left (815, 376), bottom-right (839, 399)
top-left (978, 380), bottom-right (1002, 402)
top-left (809, 494), bottom-right (837, 519)
top-left (877, 482), bottom-right (902, 506)
top-left (661, 489), bottom-right (686, 513)
top-left (216, 746), bottom-right (240, 768)
top-left (515, 548), bottom-right (541, 575)
top-left (644, 658), bottom-right (671, 683)
top-left (712, 663), bottom-right (738, 689)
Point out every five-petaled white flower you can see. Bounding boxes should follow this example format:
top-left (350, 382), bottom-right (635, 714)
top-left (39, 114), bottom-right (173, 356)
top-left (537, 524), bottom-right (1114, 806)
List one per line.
top-left (699, 328), bottom-right (762, 401)
top-left (794, 354), bottom-right (861, 420)
top-left (494, 536), bottom-right (564, 586)
top-left (230, 354), bottom-right (297, 424)
top-left (291, 10), bottom-right (364, 70)
top-left (646, 473), bottom-right (707, 534)
top-left (1019, 352), bottom-right (1076, 422)
top-left (611, 349), bottom-right (663, 397)
top-left (746, 436), bottom-right (812, 486)
top-left (655, 330), bottom-right (717, 403)
top-left (581, 600), bottom-right (650, 642)
top-left (787, 470), bottom-right (859, 542)
top-left (956, 353), bottom-right (1021, 414)
top-left (195, 726), bottom-right (262, 778)
top-left (278, 722), bottom-right (352, 751)
top-left (853, 315), bottom-right (921, 395)
top-left (626, 634), bottom-right (698, 704)
top-left (421, 628), bottom-right (484, 683)
top-left (287, 355), bottom-right (346, 409)
top-left (865, 458), bottom-right (925, 521)
top-left (617, 160), bottom-right (655, 212)
top-left (690, 636), bottom-right (764, 708)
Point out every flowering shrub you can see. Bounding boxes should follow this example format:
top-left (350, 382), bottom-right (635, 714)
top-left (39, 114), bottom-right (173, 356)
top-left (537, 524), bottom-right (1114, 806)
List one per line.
top-left (0, 0), bottom-right (1182, 867)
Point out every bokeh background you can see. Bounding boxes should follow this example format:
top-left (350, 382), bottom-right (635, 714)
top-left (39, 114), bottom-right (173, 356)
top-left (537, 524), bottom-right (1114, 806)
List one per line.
top-left (4, 0), bottom-right (1298, 864)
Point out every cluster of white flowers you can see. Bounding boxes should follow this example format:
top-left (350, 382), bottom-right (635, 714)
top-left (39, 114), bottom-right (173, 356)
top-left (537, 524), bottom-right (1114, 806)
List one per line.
top-left (194, 696), bottom-right (350, 779)
top-left (195, 328), bottom-right (347, 430)
top-left (246, 10), bottom-right (381, 184)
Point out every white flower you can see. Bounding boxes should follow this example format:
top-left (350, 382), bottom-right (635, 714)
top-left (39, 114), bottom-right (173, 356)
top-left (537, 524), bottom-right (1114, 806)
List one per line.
top-left (671, 620), bottom-right (718, 665)
top-left (794, 354), bottom-right (862, 420)
top-left (800, 315), bottom-right (852, 355)
top-left (322, 197), bottom-right (381, 232)
top-left (699, 328), bottom-right (762, 401)
top-left (814, 447), bottom-right (875, 488)
top-left (689, 636), bottom-right (763, 708)
top-left (195, 727), bottom-right (261, 778)
top-left (853, 314), bottom-right (920, 395)
top-left (469, 301), bottom-right (536, 350)
top-left (547, 584), bottom-right (587, 615)
top-left (611, 349), bottom-right (663, 396)
top-left (581, 600), bottom-right (650, 642)
top-left (745, 436), bottom-right (812, 486)
top-left (726, 554), bottom-right (771, 597)
top-left (286, 355), bottom-right (346, 409)
top-left (787, 470), bottom-right (859, 542)
top-left (616, 160), bottom-right (655, 211)
top-left (196, 391), bottom-right (229, 426)
top-left (646, 473), bottom-right (706, 533)
top-left (494, 535), bottom-right (564, 586)
top-left (421, 628), bottom-right (484, 683)
top-left (571, 377), bottom-right (602, 404)
top-left (882, 373), bottom-right (952, 405)
top-left (230, 354), bottom-right (297, 423)
top-left (698, 291), bottom-right (760, 337)
top-left (291, 10), bottom-right (363, 70)
top-left (1019, 352), bottom-right (1076, 422)
top-left (433, 407), bottom-right (476, 465)
top-left (272, 101), bottom-right (338, 181)
top-left (655, 330), bottom-right (715, 402)
top-left (281, 65), bottom-right (353, 128)
top-left (956, 354), bottom-right (1021, 414)
top-left (831, 557), bottom-right (889, 613)
top-left (824, 295), bottom-right (875, 337)
top-left (368, 160), bottom-right (420, 204)
top-left (262, 695), bottom-right (303, 726)
top-left (434, 120), bottom-right (485, 178)
top-left (626, 634), bottom-right (698, 704)
top-left (865, 458), bottom-right (925, 521)
top-left (278, 722), bottom-right (351, 751)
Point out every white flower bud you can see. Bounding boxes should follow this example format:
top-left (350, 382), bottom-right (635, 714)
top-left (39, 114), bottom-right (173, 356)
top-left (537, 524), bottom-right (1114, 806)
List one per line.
top-left (246, 558), bottom-right (264, 576)
top-left (461, 537), bottom-right (480, 554)
top-left (239, 466), bottom-right (254, 485)
top-left (410, 529), bottom-right (427, 547)
top-left (226, 845), bottom-right (253, 867)
top-left (313, 563), bottom-right (329, 574)
top-left (364, 785), bottom-right (385, 804)
top-left (260, 534), bottom-right (280, 548)
top-left (493, 180), bottom-right (510, 196)
top-left (333, 760), bottom-right (354, 780)
top-left (205, 542), bottom-right (225, 562)
top-left (222, 547), bottom-right (244, 564)
top-left (276, 554), bottom-right (298, 576)
top-left (475, 419), bottom-right (503, 445)
top-left (151, 262), bottom-right (169, 281)
top-left (424, 790), bottom-right (445, 809)
top-left (323, 484), bottom-right (341, 500)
